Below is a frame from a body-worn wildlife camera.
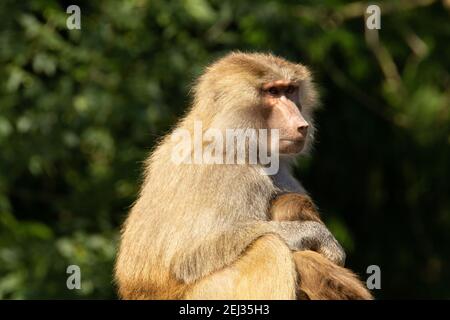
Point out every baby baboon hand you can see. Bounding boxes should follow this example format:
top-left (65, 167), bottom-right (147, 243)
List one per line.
top-left (273, 221), bottom-right (346, 266)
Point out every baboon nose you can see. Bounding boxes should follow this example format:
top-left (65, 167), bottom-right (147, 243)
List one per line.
top-left (297, 124), bottom-right (309, 136)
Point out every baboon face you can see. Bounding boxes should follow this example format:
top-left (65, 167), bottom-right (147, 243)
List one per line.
top-left (195, 53), bottom-right (317, 156)
top-left (260, 79), bottom-right (309, 155)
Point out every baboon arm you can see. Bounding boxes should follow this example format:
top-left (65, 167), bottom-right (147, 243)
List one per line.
top-left (172, 222), bottom-right (275, 284)
top-left (185, 234), bottom-right (298, 299)
top-left (172, 220), bottom-right (345, 284)
top-left (269, 221), bottom-right (346, 266)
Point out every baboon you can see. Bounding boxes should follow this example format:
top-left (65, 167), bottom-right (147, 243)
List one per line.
top-left (115, 52), bottom-right (372, 300)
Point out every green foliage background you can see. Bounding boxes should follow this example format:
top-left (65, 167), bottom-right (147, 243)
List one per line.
top-left (0, 0), bottom-right (449, 299)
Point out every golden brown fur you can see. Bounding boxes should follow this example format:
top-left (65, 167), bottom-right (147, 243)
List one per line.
top-left (270, 193), bottom-right (322, 223)
top-left (115, 52), bottom-right (371, 300)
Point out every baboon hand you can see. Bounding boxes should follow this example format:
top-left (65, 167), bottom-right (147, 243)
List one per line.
top-left (317, 231), bottom-right (346, 266)
top-left (273, 221), bottom-right (346, 266)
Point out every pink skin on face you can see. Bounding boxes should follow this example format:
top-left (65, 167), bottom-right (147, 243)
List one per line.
top-left (262, 80), bottom-right (309, 154)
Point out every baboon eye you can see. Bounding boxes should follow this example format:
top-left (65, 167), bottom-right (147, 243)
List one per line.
top-left (286, 85), bottom-right (296, 94)
top-left (268, 87), bottom-right (280, 96)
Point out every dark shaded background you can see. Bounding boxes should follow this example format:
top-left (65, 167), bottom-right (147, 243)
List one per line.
top-left (0, 0), bottom-right (449, 299)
